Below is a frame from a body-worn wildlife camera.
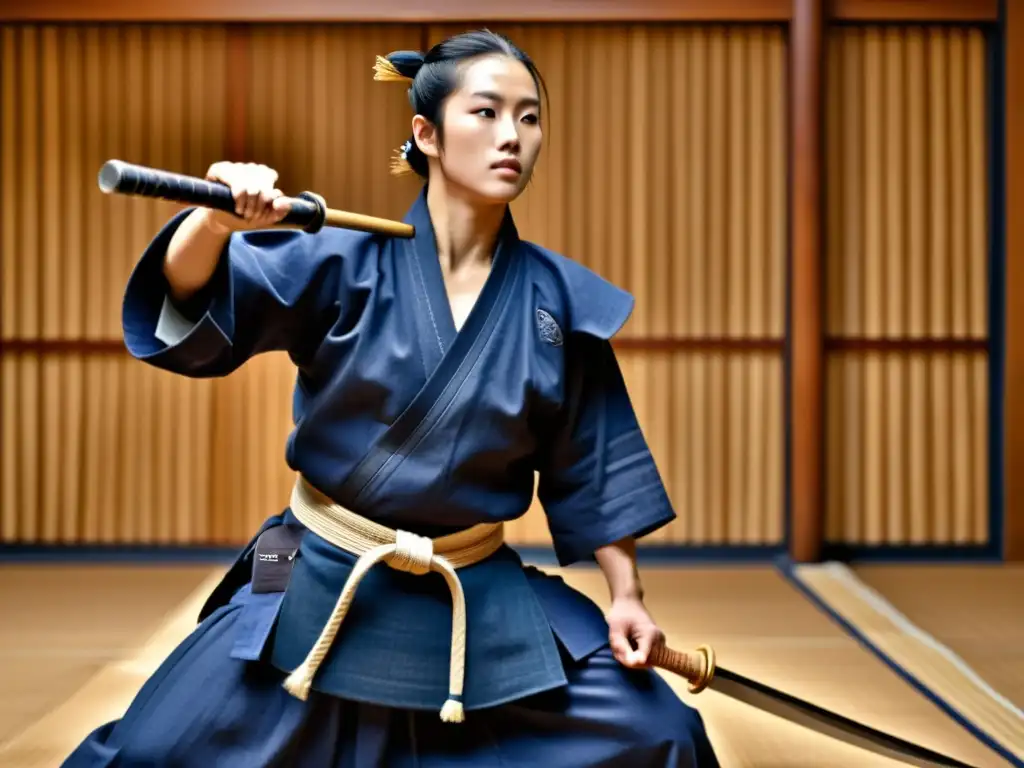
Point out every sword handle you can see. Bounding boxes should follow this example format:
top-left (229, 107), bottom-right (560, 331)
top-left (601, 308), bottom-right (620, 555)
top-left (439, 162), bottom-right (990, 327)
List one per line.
top-left (649, 644), bottom-right (716, 693)
top-left (97, 159), bottom-right (414, 238)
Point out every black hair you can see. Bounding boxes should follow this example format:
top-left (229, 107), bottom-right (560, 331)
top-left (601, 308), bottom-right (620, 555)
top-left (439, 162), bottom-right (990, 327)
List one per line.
top-left (377, 30), bottom-right (547, 179)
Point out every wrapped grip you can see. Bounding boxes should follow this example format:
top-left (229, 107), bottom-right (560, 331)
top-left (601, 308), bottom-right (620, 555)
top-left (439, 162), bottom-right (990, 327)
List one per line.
top-left (648, 643), bottom-right (716, 693)
top-left (98, 160), bottom-right (327, 233)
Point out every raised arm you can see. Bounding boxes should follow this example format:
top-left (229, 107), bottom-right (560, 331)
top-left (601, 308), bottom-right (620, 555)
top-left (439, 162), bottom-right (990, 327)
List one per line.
top-left (162, 162), bottom-right (289, 302)
top-left (121, 162), bottom-right (345, 378)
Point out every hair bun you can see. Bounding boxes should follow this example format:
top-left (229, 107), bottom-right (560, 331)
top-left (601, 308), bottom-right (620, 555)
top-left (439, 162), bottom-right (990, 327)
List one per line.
top-left (374, 51), bottom-right (424, 82)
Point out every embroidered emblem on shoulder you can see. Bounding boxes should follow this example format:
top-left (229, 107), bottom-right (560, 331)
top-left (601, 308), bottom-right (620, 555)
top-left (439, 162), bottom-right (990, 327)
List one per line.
top-left (536, 308), bottom-right (564, 347)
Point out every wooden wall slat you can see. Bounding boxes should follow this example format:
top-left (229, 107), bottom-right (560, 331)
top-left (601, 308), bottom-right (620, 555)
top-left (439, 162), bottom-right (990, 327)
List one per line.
top-left (1, 24), bottom-right (231, 341)
top-left (824, 24), bottom-right (991, 548)
top-left (0, 24), bottom-right (227, 545)
top-left (0, 356), bottom-right (16, 540)
top-left (826, 351), bottom-right (988, 545)
top-left (0, 351), bottom-right (219, 545)
top-left (827, 26), bottom-right (988, 341)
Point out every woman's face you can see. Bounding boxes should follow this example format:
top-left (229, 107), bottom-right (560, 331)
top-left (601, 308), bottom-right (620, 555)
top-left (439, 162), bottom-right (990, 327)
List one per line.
top-left (416, 54), bottom-right (543, 204)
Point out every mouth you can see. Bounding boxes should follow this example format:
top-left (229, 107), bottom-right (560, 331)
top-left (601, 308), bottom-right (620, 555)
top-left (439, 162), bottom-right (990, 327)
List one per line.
top-left (492, 158), bottom-right (522, 175)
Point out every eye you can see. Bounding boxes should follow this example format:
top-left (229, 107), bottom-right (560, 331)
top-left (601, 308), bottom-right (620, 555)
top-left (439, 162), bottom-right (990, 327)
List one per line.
top-left (474, 107), bottom-right (496, 118)
top-left (521, 113), bottom-right (539, 125)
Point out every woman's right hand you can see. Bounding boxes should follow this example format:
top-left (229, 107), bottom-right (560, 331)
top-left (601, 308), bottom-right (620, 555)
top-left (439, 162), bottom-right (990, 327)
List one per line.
top-left (203, 161), bottom-right (292, 233)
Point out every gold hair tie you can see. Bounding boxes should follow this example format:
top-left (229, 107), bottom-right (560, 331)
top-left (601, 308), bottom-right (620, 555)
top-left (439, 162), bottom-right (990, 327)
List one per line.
top-left (374, 55), bottom-right (412, 83)
top-left (390, 140), bottom-right (414, 177)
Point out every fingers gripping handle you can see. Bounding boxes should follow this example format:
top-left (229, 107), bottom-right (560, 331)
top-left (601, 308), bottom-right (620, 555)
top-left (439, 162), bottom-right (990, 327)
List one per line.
top-left (97, 160), bottom-right (396, 236)
top-left (648, 644), bottom-right (716, 693)
top-left (99, 159), bottom-right (326, 233)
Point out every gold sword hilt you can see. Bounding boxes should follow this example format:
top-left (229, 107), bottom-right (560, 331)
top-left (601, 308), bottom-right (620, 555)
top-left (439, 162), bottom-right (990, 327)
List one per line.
top-left (648, 644), bottom-right (717, 693)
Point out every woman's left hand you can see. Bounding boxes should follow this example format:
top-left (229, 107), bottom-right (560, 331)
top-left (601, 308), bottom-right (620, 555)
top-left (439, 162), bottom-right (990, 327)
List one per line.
top-left (606, 595), bottom-right (665, 669)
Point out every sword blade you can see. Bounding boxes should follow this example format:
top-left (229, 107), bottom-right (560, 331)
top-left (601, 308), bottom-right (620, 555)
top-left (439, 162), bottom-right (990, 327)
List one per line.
top-left (709, 667), bottom-right (978, 768)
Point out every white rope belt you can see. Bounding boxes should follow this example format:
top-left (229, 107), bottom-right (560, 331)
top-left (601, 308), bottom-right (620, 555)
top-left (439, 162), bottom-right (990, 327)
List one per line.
top-left (282, 476), bottom-right (505, 723)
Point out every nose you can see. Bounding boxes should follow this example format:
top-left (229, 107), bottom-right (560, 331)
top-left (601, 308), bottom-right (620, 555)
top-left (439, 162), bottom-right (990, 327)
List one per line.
top-left (496, 115), bottom-right (521, 152)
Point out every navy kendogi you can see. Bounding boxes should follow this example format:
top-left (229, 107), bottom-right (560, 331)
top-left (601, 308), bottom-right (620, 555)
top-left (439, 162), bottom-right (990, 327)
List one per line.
top-left (62, 188), bottom-right (721, 767)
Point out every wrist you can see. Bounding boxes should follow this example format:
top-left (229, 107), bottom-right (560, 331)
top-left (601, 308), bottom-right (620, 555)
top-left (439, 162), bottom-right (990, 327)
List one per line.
top-left (594, 536), bottom-right (644, 604)
top-left (197, 207), bottom-right (235, 237)
top-left (607, 562), bottom-right (644, 603)
top-left (610, 584), bottom-right (644, 603)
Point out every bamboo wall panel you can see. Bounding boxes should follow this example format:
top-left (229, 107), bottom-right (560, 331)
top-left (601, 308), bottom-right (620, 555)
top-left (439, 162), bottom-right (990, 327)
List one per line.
top-left (207, 352), bottom-right (296, 544)
top-left (826, 25), bottom-right (987, 340)
top-left (0, 24), bottom-right (227, 545)
top-left (1, 23), bottom-right (229, 342)
top-left (824, 25), bottom-right (990, 546)
top-left (617, 350), bottom-right (785, 546)
top-left (1, 351), bottom-right (215, 544)
top-left (826, 351), bottom-right (988, 545)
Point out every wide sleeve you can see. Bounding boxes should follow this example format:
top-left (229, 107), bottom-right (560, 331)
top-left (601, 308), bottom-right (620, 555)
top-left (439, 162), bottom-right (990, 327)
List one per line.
top-left (121, 208), bottom-right (343, 378)
top-left (536, 335), bottom-right (676, 566)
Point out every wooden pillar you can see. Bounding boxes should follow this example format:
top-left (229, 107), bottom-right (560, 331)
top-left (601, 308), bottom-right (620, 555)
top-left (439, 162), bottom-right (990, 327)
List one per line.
top-left (789, 0), bottom-right (826, 562)
top-left (1006, 0), bottom-right (1024, 560)
top-left (225, 25), bottom-right (250, 162)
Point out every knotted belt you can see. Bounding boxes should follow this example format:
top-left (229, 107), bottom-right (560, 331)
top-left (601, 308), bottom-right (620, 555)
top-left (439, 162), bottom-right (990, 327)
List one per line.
top-left (281, 476), bottom-right (505, 723)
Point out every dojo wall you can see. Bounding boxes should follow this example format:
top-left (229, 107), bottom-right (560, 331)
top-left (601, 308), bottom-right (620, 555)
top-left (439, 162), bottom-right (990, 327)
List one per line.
top-left (0, 22), bottom-right (790, 549)
top-left (824, 25), bottom-right (991, 548)
top-left (0, 13), bottom-right (1007, 556)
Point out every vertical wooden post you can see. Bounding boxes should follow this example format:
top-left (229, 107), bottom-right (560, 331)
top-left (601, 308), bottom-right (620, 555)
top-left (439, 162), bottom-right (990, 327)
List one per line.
top-left (789, 0), bottom-right (826, 562)
top-left (209, 23), bottom-right (251, 544)
top-left (225, 24), bottom-right (250, 163)
top-left (1005, 0), bottom-right (1024, 560)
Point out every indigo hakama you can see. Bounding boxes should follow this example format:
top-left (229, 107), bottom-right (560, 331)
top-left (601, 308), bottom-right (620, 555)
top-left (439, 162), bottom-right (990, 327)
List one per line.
top-left (62, 190), bottom-right (720, 768)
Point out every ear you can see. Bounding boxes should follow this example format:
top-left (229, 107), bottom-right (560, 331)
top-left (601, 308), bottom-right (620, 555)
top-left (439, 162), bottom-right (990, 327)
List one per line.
top-left (412, 115), bottom-right (440, 160)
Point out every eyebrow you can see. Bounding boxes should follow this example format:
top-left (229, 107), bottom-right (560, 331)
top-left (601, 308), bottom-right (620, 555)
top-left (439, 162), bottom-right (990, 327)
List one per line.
top-left (471, 90), bottom-right (541, 108)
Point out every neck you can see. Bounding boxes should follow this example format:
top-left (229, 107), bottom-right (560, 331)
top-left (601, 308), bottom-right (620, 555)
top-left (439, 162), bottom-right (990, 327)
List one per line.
top-left (425, 178), bottom-right (507, 272)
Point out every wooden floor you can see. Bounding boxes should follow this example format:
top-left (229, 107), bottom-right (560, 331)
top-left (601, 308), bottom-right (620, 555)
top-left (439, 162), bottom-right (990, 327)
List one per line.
top-left (0, 562), bottom-right (1019, 767)
top-left (851, 565), bottom-right (1024, 712)
top-left (0, 565), bottom-right (217, 746)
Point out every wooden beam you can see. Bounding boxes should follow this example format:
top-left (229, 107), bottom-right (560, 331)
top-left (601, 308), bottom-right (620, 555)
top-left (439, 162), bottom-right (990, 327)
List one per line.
top-left (0, 340), bottom-right (128, 355)
top-left (789, 0), bottom-right (826, 564)
top-left (1006, 0), bottom-right (1024, 561)
top-left (614, 338), bottom-right (784, 352)
top-left (824, 337), bottom-right (989, 352)
top-left (0, 337), bottom-right (787, 355)
top-left (5, 0), bottom-right (1002, 23)
top-left (0, 0), bottom-right (792, 23)
top-left (830, 0), bottom-right (998, 22)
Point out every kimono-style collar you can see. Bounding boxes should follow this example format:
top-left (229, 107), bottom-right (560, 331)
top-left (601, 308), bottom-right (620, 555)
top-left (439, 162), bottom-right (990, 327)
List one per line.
top-left (401, 185), bottom-right (520, 354)
top-left (403, 184), bottom-right (520, 260)
top-left (330, 187), bottom-right (524, 507)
